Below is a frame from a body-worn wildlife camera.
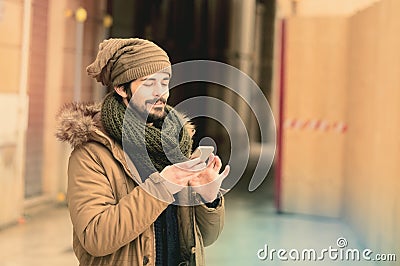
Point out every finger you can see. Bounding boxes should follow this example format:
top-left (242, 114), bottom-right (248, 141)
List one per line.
top-left (187, 174), bottom-right (201, 186)
top-left (189, 162), bottom-right (207, 171)
top-left (188, 179), bottom-right (197, 186)
top-left (219, 165), bottom-right (230, 180)
top-left (177, 172), bottom-right (199, 183)
top-left (207, 155), bottom-right (217, 169)
top-left (213, 156), bottom-right (222, 171)
top-left (176, 157), bottom-right (202, 169)
top-left (174, 174), bottom-right (195, 186)
top-left (206, 153), bottom-right (215, 167)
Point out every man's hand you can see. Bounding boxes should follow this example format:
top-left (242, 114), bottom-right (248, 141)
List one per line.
top-left (160, 157), bottom-right (206, 195)
top-left (189, 154), bottom-right (230, 202)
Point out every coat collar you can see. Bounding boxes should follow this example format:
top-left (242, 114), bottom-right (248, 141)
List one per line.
top-left (56, 102), bottom-right (103, 148)
top-left (56, 101), bottom-right (195, 184)
top-left (56, 102), bottom-right (141, 180)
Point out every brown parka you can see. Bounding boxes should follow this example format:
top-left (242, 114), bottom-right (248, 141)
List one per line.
top-left (56, 102), bottom-right (225, 266)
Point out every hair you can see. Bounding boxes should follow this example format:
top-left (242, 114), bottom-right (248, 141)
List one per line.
top-left (122, 80), bottom-right (133, 100)
top-left (113, 80), bottom-right (134, 102)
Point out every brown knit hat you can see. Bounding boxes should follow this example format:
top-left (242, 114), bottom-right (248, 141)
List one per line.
top-left (86, 38), bottom-right (171, 86)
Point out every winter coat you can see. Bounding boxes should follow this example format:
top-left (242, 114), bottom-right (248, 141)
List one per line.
top-left (56, 103), bottom-right (225, 266)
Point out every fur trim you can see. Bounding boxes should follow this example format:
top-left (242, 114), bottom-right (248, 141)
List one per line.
top-left (55, 101), bottom-right (195, 147)
top-left (174, 110), bottom-right (196, 138)
top-left (55, 102), bottom-right (102, 148)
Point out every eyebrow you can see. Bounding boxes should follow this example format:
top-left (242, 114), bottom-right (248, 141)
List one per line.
top-left (141, 76), bottom-right (170, 81)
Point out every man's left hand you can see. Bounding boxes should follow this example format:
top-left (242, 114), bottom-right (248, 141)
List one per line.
top-left (188, 154), bottom-right (230, 202)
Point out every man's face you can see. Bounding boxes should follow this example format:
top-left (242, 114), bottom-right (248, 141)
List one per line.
top-left (129, 72), bottom-right (170, 122)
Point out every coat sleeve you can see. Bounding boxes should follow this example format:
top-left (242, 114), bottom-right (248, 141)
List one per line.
top-left (194, 195), bottom-right (225, 247)
top-left (67, 144), bottom-right (174, 257)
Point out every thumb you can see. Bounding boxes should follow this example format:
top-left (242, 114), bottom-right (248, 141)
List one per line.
top-left (219, 165), bottom-right (230, 180)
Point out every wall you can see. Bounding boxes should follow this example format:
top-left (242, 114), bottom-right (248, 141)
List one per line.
top-left (276, 0), bottom-right (399, 259)
top-left (0, 0), bottom-right (106, 226)
top-left (0, 0), bottom-right (22, 93)
top-left (24, 0), bottom-right (49, 198)
top-left (0, 0), bottom-right (25, 227)
top-left (0, 95), bottom-right (24, 227)
top-left (278, 0), bottom-right (380, 16)
top-left (343, 0), bottom-right (400, 256)
top-left (280, 17), bottom-right (348, 218)
top-left (62, 0), bottom-right (106, 103)
top-left (45, 0), bottom-right (107, 198)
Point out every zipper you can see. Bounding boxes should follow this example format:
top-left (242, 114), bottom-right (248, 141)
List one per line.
top-left (151, 224), bottom-right (156, 265)
top-left (188, 187), bottom-right (196, 265)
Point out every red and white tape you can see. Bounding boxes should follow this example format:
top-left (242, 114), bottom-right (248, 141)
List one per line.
top-left (332, 122), bottom-right (348, 133)
top-left (284, 118), bottom-right (347, 133)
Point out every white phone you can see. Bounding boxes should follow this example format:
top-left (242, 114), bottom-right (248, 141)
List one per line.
top-left (191, 146), bottom-right (214, 162)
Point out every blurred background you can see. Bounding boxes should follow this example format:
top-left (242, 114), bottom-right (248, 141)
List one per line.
top-left (0, 0), bottom-right (399, 265)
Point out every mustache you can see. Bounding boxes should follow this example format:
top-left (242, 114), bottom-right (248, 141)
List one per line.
top-left (145, 98), bottom-right (167, 105)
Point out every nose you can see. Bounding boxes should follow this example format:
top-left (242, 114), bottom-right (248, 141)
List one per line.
top-left (152, 82), bottom-right (167, 97)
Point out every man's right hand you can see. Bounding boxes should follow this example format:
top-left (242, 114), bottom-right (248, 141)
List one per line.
top-left (160, 157), bottom-right (206, 194)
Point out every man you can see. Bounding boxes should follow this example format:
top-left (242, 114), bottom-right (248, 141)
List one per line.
top-left (56, 38), bottom-right (229, 266)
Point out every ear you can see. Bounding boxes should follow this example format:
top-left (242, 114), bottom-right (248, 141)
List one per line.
top-left (114, 86), bottom-right (128, 98)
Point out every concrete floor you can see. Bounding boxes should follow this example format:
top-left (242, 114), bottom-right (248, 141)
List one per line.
top-left (0, 206), bottom-right (78, 266)
top-left (0, 179), bottom-right (375, 266)
top-left (206, 194), bottom-right (373, 266)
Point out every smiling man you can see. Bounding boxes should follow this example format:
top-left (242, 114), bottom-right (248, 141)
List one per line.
top-left (56, 38), bottom-right (229, 266)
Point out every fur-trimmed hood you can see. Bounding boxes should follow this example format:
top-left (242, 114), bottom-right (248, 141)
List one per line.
top-left (56, 102), bottom-right (103, 148)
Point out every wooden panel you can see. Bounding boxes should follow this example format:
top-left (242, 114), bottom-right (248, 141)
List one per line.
top-left (278, 0), bottom-right (399, 257)
top-left (41, 0), bottom-right (67, 198)
top-left (0, 0), bottom-right (23, 45)
top-left (342, 0), bottom-right (380, 246)
top-left (0, 49), bottom-right (21, 93)
top-left (343, 0), bottom-right (400, 256)
top-left (61, 51), bottom-right (76, 100)
top-left (24, 0), bottom-right (49, 198)
top-left (0, 94), bottom-right (22, 226)
top-left (297, 0), bottom-right (380, 16)
top-left (279, 0), bottom-right (400, 258)
top-left (61, 0), bottom-right (105, 103)
top-left (277, 0), bottom-right (380, 16)
top-left (0, 0), bottom-right (23, 93)
top-left (0, 0), bottom-right (24, 227)
top-left (281, 17), bottom-right (348, 217)
top-left (0, 144), bottom-right (18, 226)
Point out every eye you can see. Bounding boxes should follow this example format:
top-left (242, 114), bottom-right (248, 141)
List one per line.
top-left (161, 79), bottom-right (170, 86)
top-left (142, 80), bottom-right (154, 86)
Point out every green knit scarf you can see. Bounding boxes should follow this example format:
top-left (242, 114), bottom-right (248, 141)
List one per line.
top-left (101, 92), bottom-right (193, 178)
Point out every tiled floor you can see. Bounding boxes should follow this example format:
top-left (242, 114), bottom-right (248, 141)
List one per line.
top-left (206, 194), bottom-right (373, 265)
top-left (0, 179), bottom-right (375, 266)
top-left (0, 205), bottom-right (78, 266)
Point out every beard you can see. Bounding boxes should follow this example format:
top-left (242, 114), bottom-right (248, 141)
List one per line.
top-left (129, 98), bottom-right (168, 124)
top-left (144, 97), bottom-right (167, 123)
top-left (146, 107), bottom-right (167, 123)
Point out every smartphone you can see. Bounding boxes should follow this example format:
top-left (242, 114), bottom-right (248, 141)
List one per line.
top-left (191, 146), bottom-right (214, 162)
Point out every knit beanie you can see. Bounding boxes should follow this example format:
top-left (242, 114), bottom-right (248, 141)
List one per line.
top-left (86, 38), bottom-right (171, 86)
